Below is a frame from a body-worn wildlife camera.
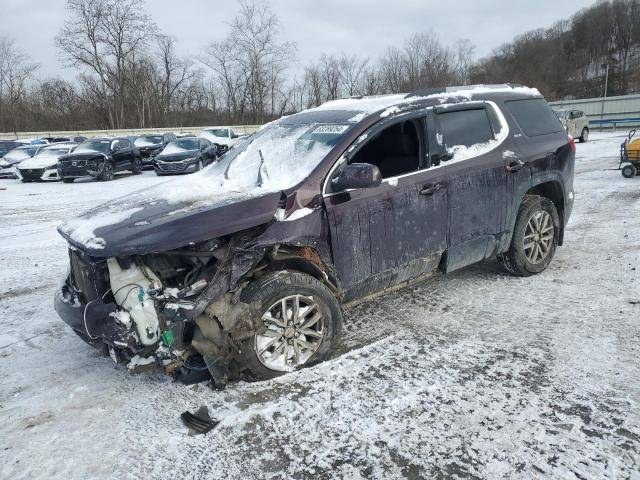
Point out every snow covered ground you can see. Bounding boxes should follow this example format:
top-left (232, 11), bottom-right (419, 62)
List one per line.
top-left (0, 132), bottom-right (638, 479)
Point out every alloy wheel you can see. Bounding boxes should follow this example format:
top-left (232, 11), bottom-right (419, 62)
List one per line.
top-left (254, 294), bottom-right (325, 371)
top-left (523, 210), bottom-right (554, 264)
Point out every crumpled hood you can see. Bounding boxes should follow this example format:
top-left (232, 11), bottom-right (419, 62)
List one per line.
top-left (57, 175), bottom-right (283, 257)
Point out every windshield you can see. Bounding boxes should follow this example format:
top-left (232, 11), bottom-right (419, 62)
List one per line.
top-left (204, 123), bottom-right (348, 191)
top-left (76, 140), bottom-right (111, 153)
top-left (554, 110), bottom-right (567, 119)
top-left (4, 149), bottom-right (33, 162)
top-left (161, 138), bottom-right (199, 154)
top-left (135, 136), bottom-right (163, 146)
top-left (204, 129), bottom-right (229, 138)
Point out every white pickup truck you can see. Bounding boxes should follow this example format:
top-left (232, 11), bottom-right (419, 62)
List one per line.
top-left (198, 127), bottom-right (246, 153)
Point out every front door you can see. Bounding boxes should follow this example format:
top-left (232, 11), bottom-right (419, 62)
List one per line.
top-left (324, 114), bottom-right (449, 301)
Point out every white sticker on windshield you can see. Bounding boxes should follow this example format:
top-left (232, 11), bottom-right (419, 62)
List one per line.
top-left (312, 125), bottom-right (349, 135)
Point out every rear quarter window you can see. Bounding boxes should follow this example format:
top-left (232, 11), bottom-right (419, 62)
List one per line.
top-left (506, 98), bottom-right (564, 137)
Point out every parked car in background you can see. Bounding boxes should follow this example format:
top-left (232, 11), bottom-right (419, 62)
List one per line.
top-left (15, 143), bottom-right (78, 182)
top-left (0, 140), bottom-right (19, 159)
top-left (0, 145), bottom-right (46, 178)
top-left (15, 138), bottom-right (48, 146)
top-left (199, 126), bottom-right (243, 154)
top-left (44, 136), bottom-right (87, 144)
top-left (54, 84), bottom-right (575, 386)
top-left (58, 137), bottom-right (141, 183)
top-left (153, 137), bottom-right (218, 175)
top-left (134, 132), bottom-right (177, 169)
top-left (176, 132), bottom-right (195, 138)
top-left (554, 109), bottom-right (589, 142)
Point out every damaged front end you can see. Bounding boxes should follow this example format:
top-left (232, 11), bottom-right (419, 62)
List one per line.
top-left (55, 234), bottom-right (251, 387)
top-left (55, 214), bottom-right (336, 388)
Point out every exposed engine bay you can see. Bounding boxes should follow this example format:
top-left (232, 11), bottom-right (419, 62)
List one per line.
top-left (56, 223), bottom-right (336, 389)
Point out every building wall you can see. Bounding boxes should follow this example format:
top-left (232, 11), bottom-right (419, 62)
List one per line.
top-left (549, 94), bottom-right (640, 128)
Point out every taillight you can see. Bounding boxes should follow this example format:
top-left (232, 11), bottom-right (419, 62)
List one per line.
top-left (568, 135), bottom-right (576, 152)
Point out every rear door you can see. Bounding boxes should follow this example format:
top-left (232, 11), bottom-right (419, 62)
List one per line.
top-left (434, 103), bottom-right (510, 271)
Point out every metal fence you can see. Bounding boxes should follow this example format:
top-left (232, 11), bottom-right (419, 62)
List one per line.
top-left (549, 94), bottom-right (640, 129)
top-left (0, 125), bottom-right (262, 140)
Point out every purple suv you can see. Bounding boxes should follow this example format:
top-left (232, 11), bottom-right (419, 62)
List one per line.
top-left (54, 84), bottom-right (575, 387)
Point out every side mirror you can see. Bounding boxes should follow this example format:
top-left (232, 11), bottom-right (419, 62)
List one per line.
top-left (332, 163), bottom-right (382, 190)
top-left (111, 145), bottom-right (120, 153)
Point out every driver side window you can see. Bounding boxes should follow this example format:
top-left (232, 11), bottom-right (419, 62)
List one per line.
top-left (349, 119), bottom-right (423, 179)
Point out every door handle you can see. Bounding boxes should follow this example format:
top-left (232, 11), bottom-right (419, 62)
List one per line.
top-left (420, 183), bottom-right (442, 195)
top-left (506, 160), bottom-right (525, 173)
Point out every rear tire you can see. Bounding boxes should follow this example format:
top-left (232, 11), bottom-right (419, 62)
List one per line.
top-left (62, 178), bottom-right (74, 183)
top-left (21, 179), bottom-right (32, 183)
top-left (622, 164), bottom-right (637, 178)
top-left (501, 195), bottom-right (560, 277)
top-left (579, 127), bottom-right (589, 143)
top-left (236, 271), bottom-right (342, 380)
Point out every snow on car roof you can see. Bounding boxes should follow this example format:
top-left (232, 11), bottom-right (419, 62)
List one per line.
top-left (306, 84), bottom-right (541, 119)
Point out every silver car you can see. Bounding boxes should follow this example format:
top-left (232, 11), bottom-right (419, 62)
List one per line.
top-left (555, 109), bottom-right (589, 143)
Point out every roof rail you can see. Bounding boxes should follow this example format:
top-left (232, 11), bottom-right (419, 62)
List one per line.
top-left (407, 83), bottom-right (524, 98)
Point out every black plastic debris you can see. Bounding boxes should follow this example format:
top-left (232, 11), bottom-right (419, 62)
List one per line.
top-left (181, 406), bottom-right (218, 435)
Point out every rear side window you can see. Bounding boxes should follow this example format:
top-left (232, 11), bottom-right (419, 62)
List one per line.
top-left (438, 108), bottom-right (495, 147)
top-left (506, 99), bottom-right (564, 137)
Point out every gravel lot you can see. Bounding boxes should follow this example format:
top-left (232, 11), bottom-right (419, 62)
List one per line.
top-left (0, 131), bottom-right (638, 479)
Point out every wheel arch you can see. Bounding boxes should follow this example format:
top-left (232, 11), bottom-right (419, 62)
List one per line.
top-left (267, 245), bottom-right (340, 296)
top-left (524, 180), bottom-right (566, 245)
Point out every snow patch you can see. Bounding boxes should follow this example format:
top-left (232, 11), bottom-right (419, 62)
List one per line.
top-left (282, 207), bottom-right (315, 222)
top-left (60, 206), bottom-right (143, 250)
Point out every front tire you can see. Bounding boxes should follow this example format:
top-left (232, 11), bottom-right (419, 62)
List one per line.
top-left (21, 179), bottom-right (32, 183)
top-left (622, 164), bottom-right (637, 178)
top-left (501, 195), bottom-right (560, 276)
top-left (62, 178), bottom-right (74, 183)
top-left (237, 271), bottom-right (342, 380)
top-left (99, 162), bottom-right (114, 181)
top-left (131, 157), bottom-right (142, 175)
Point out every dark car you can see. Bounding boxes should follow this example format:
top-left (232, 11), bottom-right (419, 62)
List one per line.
top-left (44, 136), bottom-right (87, 144)
top-left (153, 137), bottom-right (218, 176)
top-left (134, 132), bottom-right (177, 169)
top-left (54, 84), bottom-right (574, 387)
top-left (58, 137), bottom-right (141, 183)
top-left (0, 140), bottom-right (19, 158)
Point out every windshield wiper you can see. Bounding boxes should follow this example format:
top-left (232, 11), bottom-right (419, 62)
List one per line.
top-left (257, 149), bottom-right (271, 187)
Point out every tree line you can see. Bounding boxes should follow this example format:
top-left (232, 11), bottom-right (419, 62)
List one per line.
top-left (0, 0), bottom-right (638, 134)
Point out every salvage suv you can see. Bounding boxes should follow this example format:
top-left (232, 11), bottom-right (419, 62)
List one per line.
top-left (55, 84), bottom-right (574, 387)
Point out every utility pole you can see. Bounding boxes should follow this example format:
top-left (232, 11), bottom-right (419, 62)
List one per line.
top-left (600, 62), bottom-right (609, 131)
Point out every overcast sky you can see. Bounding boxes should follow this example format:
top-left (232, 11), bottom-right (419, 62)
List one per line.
top-left (3, 0), bottom-right (592, 80)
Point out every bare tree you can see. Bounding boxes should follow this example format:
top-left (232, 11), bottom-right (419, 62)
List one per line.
top-left (0, 37), bottom-right (39, 133)
top-left (339, 54), bottom-right (369, 96)
top-left (202, 0), bottom-right (295, 124)
top-left (55, 0), bottom-right (156, 128)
